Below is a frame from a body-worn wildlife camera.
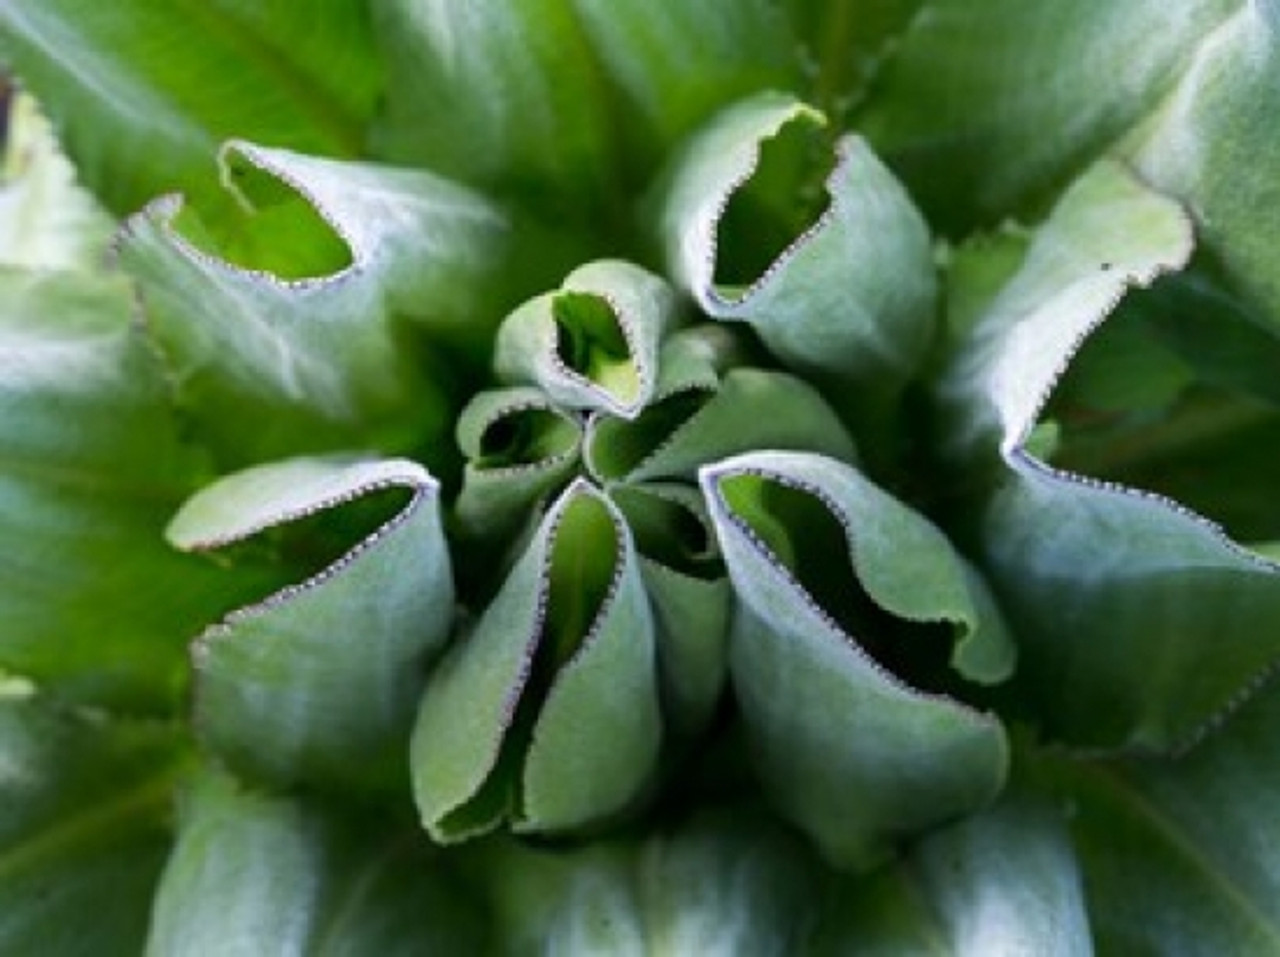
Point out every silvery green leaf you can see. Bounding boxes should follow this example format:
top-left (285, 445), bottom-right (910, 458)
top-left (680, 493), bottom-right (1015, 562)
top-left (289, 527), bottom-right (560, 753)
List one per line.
top-left (146, 768), bottom-right (483, 956)
top-left (0, 93), bottom-right (113, 270)
top-left (657, 92), bottom-right (935, 396)
top-left (412, 480), bottom-right (660, 840)
top-left (611, 483), bottom-right (731, 739)
top-left (0, 696), bottom-right (183, 956)
top-left (116, 141), bottom-right (508, 463)
top-left (1131, 3), bottom-right (1280, 328)
top-left (453, 386), bottom-right (583, 540)
top-left (493, 259), bottom-right (680, 419)
top-left (701, 450), bottom-right (1011, 869)
top-left (168, 456), bottom-right (452, 791)
top-left (0, 268), bottom-right (278, 711)
top-left (940, 159), bottom-right (1280, 749)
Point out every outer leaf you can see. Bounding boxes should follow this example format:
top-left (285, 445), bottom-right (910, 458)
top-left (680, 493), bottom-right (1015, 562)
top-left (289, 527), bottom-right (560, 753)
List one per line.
top-left (814, 792), bottom-right (1093, 956)
top-left (0, 268), bottom-right (277, 710)
top-left (494, 259), bottom-right (679, 419)
top-left (116, 141), bottom-right (508, 463)
top-left (146, 768), bottom-right (483, 956)
top-left (0, 0), bottom-right (381, 214)
top-left (0, 695), bottom-right (184, 955)
top-left (657, 92), bottom-right (935, 396)
top-left (855, 0), bottom-right (1237, 232)
top-left (940, 159), bottom-right (1280, 749)
top-left (571, 0), bottom-right (801, 163)
top-left (168, 456), bottom-right (453, 791)
top-left (0, 92), bottom-right (112, 270)
top-left (1131, 3), bottom-right (1280, 328)
top-left (372, 0), bottom-right (616, 226)
top-left (701, 450), bottom-right (1011, 869)
top-left (412, 480), bottom-right (661, 840)
top-left (463, 808), bottom-right (820, 954)
top-left (1052, 681), bottom-right (1280, 954)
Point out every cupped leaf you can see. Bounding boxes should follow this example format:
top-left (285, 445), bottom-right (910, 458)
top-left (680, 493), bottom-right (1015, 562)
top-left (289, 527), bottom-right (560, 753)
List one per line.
top-left (0, 0), bottom-right (381, 215)
top-left (372, 0), bottom-right (615, 227)
top-left (116, 141), bottom-right (510, 464)
top-left (494, 259), bottom-right (679, 419)
top-left (146, 768), bottom-right (484, 956)
top-left (0, 92), bottom-right (113, 270)
top-left (168, 456), bottom-right (453, 792)
top-left (701, 450), bottom-right (1011, 869)
top-left (813, 791), bottom-right (1093, 956)
top-left (453, 387), bottom-right (582, 541)
top-left (1049, 680), bottom-right (1280, 954)
top-left (1131, 3), bottom-right (1280, 328)
top-left (463, 807), bottom-right (821, 954)
top-left (611, 483), bottom-right (731, 740)
top-left (412, 481), bottom-right (660, 841)
top-left (0, 695), bottom-right (185, 956)
top-left (854, 0), bottom-right (1237, 233)
top-left (0, 268), bottom-right (279, 711)
top-left (587, 367), bottom-right (859, 484)
top-left (657, 92), bottom-right (935, 397)
top-left (940, 159), bottom-right (1280, 749)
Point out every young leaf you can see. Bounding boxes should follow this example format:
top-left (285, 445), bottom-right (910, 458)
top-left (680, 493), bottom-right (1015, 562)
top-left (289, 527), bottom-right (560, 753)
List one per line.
top-left (701, 450), bottom-right (1012, 869)
top-left (411, 481), bottom-right (660, 840)
top-left (168, 456), bottom-right (453, 792)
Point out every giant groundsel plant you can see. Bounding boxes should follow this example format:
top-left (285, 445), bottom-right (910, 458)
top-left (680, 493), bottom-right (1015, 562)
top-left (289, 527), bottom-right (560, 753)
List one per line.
top-left (2, 0), bottom-right (1280, 952)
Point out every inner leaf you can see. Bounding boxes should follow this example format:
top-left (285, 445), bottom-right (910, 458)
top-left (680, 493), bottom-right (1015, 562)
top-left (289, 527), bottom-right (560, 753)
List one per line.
top-left (553, 291), bottom-right (641, 407)
top-left (713, 113), bottom-right (836, 296)
top-left (171, 153), bottom-right (352, 280)
top-left (543, 492), bottom-right (620, 668)
top-left (476, 408), bottom-right (579, 470)
top-left (611, 486), bottom-right (720, 580)
top-left (587, 390), bottom-right (711, 480)
top-left (1044, 277), bottom-right (1280, 547)
top-left (719, 474), bottom-right (953, 690)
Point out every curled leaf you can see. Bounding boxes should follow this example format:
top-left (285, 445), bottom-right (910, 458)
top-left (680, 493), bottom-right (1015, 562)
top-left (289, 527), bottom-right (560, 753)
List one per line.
top-left (168, 456), bottom-right (453, 792)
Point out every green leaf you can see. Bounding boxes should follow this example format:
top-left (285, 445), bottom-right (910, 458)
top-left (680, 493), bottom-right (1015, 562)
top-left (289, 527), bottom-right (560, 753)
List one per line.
top-left (1131, 4), bottom-right (1280, 328)
top-left (855, 0), bottom-right (1238, 233)
top-left (0, 268), bottom-right (278, 711)
top-left (585, 364), bottom-right (859, 484)
top-left (814, 792), bottom-right (1093, 955)
top-left (167, 456), bottom-right (453, 792)
top-left (656, 92), bottom-right (936, 398)
top-left (116, 142), bottom-right (508, 463)
top-left (940, 159), bottom-right (1280, 749)
top-left (0, 92), bottom-right (113, 270)
top-left (463, 807), bottom-right (821, 953)
top-left (0, 696), bottom-right (184, 955)
top-left (494, 259), bottom-right (680, 419)
top-left (572, 0), bottom-right (801, 164)
top-left (371, 0), bottom-right (616, 227)
top-left (145, 768), bottom-right (483, 956)
top-left (453, 386), bottom-right (583, 541)
top-left (0, 0), bottom-right (381, 215)
top-left (701, 450), bottom-right (1011, 869)
top-left (1051, 681), bottom-right (1280, 954)
top-left (412, 480), bottom-right (660, 840)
